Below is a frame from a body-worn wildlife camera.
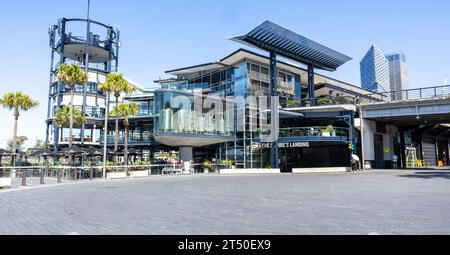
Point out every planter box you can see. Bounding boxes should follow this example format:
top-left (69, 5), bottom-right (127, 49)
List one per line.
top-left (220, 168), bottom-right (281, 175)
top-left (0, 178), bottom-right (12, 188)
top-left (107, 172), bottom-right (127, 179)
top-left (293, 167), bottom-right (350, 174)
top-left (130, 170), bottom-right (149, 178)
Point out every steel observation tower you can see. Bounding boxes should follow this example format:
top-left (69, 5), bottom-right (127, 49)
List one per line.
top-left (45, 14), bottom-right (120, 151)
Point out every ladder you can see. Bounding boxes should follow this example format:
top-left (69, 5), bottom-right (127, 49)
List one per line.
top-left (406, 145), bottom-right (418, 168)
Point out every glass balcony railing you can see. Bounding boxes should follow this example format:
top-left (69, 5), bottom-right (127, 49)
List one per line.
top-left (156, 109), bottom-right (234, 137)
top-left (278, 127), bottom-right (349, 140)
top-left (101, 132), bottom-right (154, 145)
top-left (154, 90), bottom-right (234, 137)
top-left (132, 109), bottom-right (153, 117)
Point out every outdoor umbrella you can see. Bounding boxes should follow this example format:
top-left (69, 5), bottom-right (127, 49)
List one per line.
top-left (59, 146), bottom-right (85, 181)
top-left (16, 151), bottom-right (27, 161)
top-left (127, 148), bottom-right (141, 155)
top-left (0, 149), bottom-right (12, 166)
top-left (30, 149), bottom-right (53, 157)
top-left (125, 148), bottom-right (142, 164)
top-left (82, 147), bottom-right (104, 180)
top-left (83, 146), bottom-right (103, 157)
top-left (0, 149), bottom-right (13, 156)
top-left (59, 145), bottom-right (85, 155)
top-left (30, 149), bottom-right (53, 185)
top-left (99, 148), bottom-right (114, 155)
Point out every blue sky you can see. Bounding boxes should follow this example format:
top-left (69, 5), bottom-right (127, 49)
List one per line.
top-left (0, 0), bottom-right (449, 148)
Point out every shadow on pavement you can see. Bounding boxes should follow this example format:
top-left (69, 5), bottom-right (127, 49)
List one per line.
top-left (398, 171), bottom-right (450, 180)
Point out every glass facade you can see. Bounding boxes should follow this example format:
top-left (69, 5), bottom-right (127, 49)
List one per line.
top-left (153, 90), bottom-right (233, 136)
top-left (153, 60), bottom-right (300, 168)
top-left (360, 45), bottom-right (390, 93)
top-left (60, 126), bottom-right (101, 144)
top-left (102, 121), bottom-right (153, 145)
top-left (385, 53), bottom-right (409, 100)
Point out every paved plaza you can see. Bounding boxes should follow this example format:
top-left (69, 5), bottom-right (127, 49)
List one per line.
top-left (1, 170), bottom-right (450, 235)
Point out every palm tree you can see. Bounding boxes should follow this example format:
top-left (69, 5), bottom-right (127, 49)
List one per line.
top-left (99, 73), bottom-right (136, 154)
top-left (54, 106), bottom-right (86, 182)
top-left (0, 92), bottom-right (39, 185)
top-left (110, 103), bottom-right (139, 174)
top-left (56, 63), bottom-right (88, 147)
top-left (55, 106), bottom-right (87, 132)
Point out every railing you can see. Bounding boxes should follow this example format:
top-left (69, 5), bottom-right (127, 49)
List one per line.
top-left (124, 109), bottom-right (153, 118)
top-left (62, 34), bottom-right (111, 49)
top-left (155, 128), bottom-right (234, 137)
top-left (283, 96), bottom-right (361, 108)
top-left (0, 164), bottom-right (224, 188)
top-left (278, 126), bottom-right (349, 140)
top-left (102, 135), bottom-right (154, 145)
top-left (364, 85), bottom-right (450, 103)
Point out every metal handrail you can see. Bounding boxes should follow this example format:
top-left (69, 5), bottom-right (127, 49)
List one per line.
top-left (284, 96), bottom-right (360, 108)
top-left (364, 85), bottom-right (450, 103)
top-left (278, 126), bottom-right (349, 138)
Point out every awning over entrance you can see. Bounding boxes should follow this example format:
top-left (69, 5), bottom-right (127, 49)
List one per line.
top-left (230, 20), bottom-right (352, 71)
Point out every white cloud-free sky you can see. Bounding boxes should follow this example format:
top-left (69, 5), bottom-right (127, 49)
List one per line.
top-left (1, 0), bottom-right (449, 148)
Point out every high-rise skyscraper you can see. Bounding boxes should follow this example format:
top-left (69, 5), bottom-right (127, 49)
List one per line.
top-left (385, 53), bottom-right (409, 100)
top-left (360, 45), bottom-right (390, 93)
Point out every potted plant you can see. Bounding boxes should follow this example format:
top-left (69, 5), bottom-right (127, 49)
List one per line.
top-left (130, 161), bottom-right (150, 178)
top-left (336, 97), bottom-right (351, 105)
top-left (264, 164), bottom-right (273, 169)
top-left (103, 161), bottom-right (127, 179)
top-left (132, 161), bottom-right (147, 170)
top-left (221, 160), bottom-right (235, 169)
top-left (317, 96), bottom-right (333, 106)
top-left (321, 125), bottom-right (335, 137)
top-left (255, 129), bottom-right (271, 136)
top-left (202, 160), bottom-right (213, 174)
top-left (287, 100), bottom-right (301, 108)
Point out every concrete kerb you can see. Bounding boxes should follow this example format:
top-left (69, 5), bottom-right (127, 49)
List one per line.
top-left (1, 169), bottom-right (429, 194)
top-left (0, 173), bottom-right (237, 194)
top-left (0, 174), bottom-right (173, 194)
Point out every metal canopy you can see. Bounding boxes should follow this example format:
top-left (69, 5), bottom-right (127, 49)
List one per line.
top-left (231, 20), bottom-right (352, 71)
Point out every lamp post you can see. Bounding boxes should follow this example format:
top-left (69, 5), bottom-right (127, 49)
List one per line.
top-left (359, 104), bottom-right (366, 171)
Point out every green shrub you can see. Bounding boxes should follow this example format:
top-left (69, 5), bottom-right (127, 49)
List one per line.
top-left (221, 160), bottom-right (234, 169)
top-left (317, 96), bottom-right (333, 106)
top-left (287, 100), bottom-right (300, 108)
top-left (335, 97), bottom-right (351, 104)
top-left (133, 161), bottom-right (148, 166)
top-left (202, 160), bottom-right (213, 170)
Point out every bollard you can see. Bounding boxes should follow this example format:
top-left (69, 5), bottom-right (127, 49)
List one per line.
top-left (57, 169), bottom-right (62, 183)
top-left (22, 169), bottom-right (27, 187)
top-left (40, 169), bottom-right (45, 185)
top-left (90, 167), bottom-right (93, 181)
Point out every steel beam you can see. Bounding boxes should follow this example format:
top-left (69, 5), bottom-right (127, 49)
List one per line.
top-left (308, 64), bottom-right (315, 106)
top-left (269, 51), bottom-right (279, 169)
top-left (53, 19), bottom-right (66, 155)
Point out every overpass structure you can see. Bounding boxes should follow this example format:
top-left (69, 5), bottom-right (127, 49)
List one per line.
top-left (359, 85), bottom-right (450, 169)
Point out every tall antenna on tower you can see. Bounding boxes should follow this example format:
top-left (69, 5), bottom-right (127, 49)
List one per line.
top-left (84, 0), bottom-right (91, 71)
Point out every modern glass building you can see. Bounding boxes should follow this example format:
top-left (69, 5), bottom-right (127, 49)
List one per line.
top-left (360, 45), bottom-right (391, 93)
top-left (115, 47), bottom-right (379, 171)
top-left (386, 53), bottom-right (409, 100)
top-left (46, 20), bottom-right (384, 171)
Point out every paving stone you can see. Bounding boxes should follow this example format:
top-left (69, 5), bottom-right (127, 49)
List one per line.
top-left (0, 170), bottom-right (449, 234)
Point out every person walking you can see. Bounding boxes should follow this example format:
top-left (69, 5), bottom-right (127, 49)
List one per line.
top-left (392, 154), bottom-right (399, 169)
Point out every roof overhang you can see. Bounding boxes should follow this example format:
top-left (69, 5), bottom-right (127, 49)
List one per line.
top-left (230, 20), bottom-right (352, 71)
top-left (166, 62), bottom-right (229, 76)
top-left (155, 133), bottom-right (234, 147)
